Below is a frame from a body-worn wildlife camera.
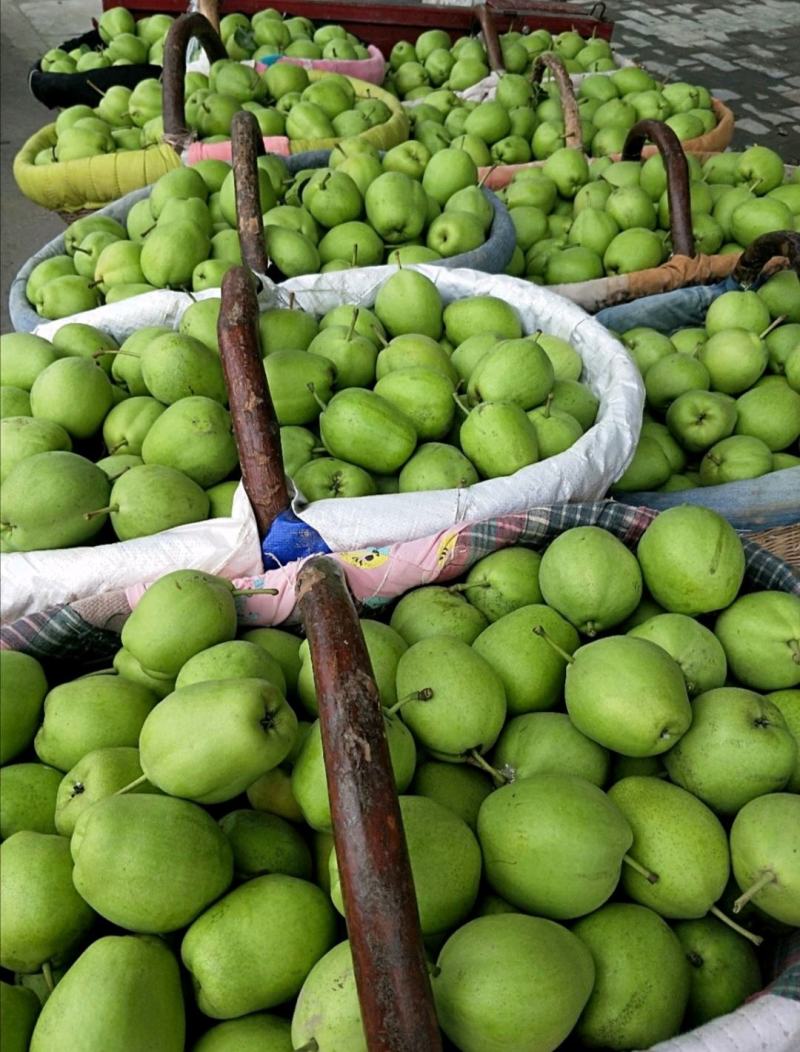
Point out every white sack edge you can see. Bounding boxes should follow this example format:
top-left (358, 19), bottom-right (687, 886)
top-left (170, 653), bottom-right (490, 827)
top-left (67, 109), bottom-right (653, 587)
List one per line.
top-left (646, 994), bottom-right (800, 1052)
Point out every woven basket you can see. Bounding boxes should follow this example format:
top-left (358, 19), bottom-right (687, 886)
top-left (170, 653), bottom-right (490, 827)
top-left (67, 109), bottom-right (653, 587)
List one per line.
top-left (744, 523), bottom-right (800, 569)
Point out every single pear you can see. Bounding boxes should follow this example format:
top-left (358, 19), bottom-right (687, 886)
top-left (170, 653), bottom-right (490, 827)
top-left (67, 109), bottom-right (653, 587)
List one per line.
top-left (1, 981), bottom-right (39, 1052)
top-left (674, 916), bottom-right (761, 1027)
top-left (390, 585), bottom-right (488, 646)
top-left (109, 462), bottom-right (210, 540)
top-left (492, 712), bottom-right (610, 786)
top-left (459, 547), bottom-right (543, 623)
top-left (240, 628), bottom-right (303, 695)
top-left (730, 793), bottom-right (800, 926)
top-left (628, 612), bottom-right (727, 695)
top-left (410, 761), bottom-right (492, 830)
top-left (0, 651), bottom-right (48, 764)
top-left (219, 810), bottom-right (312, 881)
top-left (175, 640), bottom-right (286, 693)
top-left (0, 763), bottom-right (61, 839)
top-left (291, 941), bottom-right (365, 1052)
top-left (54, 746), bottom-right (155, 837)
top-left (714, 591), bottom-right (800, 691)
top-left (193, 1014), bottom-right (293, 1051)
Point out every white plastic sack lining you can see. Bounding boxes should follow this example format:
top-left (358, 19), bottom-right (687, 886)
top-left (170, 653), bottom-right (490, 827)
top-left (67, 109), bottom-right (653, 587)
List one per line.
top-left (26, 263), bottom-right (643, 549)
top-left (647, 994), bottom-right (800, 1052)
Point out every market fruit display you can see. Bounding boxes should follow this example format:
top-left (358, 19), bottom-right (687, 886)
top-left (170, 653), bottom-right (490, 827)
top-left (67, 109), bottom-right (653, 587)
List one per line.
top-left (385, 27), bottom-right (626, 100)
top-left (1, 511), bottom-right (797, 1050)
top-left (36, 65), bottom-right (397, 165)
top-left (218, 9), bottom-right (373, 63)
top-left (489, 145), bottom-right (799, 285)
top-left (611, 280), bottom-right (800, 493)
top-left (0, 275), bottom-right (602, 551)
top-left (39, 8), bottom-right (173, 73)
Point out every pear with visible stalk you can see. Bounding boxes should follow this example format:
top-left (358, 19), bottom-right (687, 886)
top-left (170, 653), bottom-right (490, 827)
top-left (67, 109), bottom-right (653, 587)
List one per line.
top-left (674, 916), bottom-right (761, 1027)
top-left (730, 792), bottom-right (800, 926)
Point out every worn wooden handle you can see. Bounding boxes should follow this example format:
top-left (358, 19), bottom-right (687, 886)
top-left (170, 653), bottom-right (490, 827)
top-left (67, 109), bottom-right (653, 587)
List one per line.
top-left (622, 119), bottom-right (695, 258)
top-left (475, 3), bottom-right (504, 73)
top-left (296, 557), bottom-right (443, 1052)
top-left (217, 266), bottom-right (288, 538)
top-left (230, 110), bottom-right (270, 275)
top-left (734, 230), bottom-right (800, 285)
top-left (531, 52), bottom-right (583, 151)
top-left (162, 12), bottom-right (227, 151)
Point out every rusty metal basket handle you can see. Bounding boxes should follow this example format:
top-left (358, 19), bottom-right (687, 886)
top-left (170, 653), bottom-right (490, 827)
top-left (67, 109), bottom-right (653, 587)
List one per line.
top-left (296, 557), bottom-right (443, 1052)
top-left (622, 119), bottom-right (695, 258)
top-left (531, 52), bottom-right (583, 151)
top-left (230, 110), bottom-right (270, 276)
top-left (217, 266), bottom-right (288, 537)
top-left (162, 11), bottom-right (227, 152)
top-left (733, 230), bottom-right (800, 286)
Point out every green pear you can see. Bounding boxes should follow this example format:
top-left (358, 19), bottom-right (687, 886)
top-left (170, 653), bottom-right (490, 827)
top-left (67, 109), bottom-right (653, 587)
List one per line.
top-left (390, 585), bottom-right (488, 646)
top-left (611, 435), bottom-right (671, 492)
top-left (374, 269), bottom-right (443, 339)
top-left (51, 322), bottom-right (117, 373)
top-left (102, 396), bottom-right (164, 456)
top-left (376, 334), bottom-right (459, 384)
top-left (72, 793), bottom-right (232, 932)
top-left (176, 640), bottom-right (285, 693)
top-left (609, 776), bottom-right (730, 917)
top-left (205, 480), bottom-right (238, 517)
top-left (111, 325), bottom-right (170, 395)
top-left (1, 450), bottom-right (111, 551)
top-left (113, 646), bottom-right (175, 699)
top-left (636, 506), bottom-right (745, 615)
top-left (467, 337), bottom-right (554, 410)
top-left (443, 296), bottom-right (522, 346)
top-left (459, 548), bottom-right (543, 623)
top-left (714, 591), bottom-right (800, 691)
top-left (141, 396), bottom-right (237, 487)
top-left (264, 350), bottom-right (334, 425)
top-left (55, 746), bottom-right (154, 837)
top-left (0, 832), bottom-right (95, 973)
top-left (194, 1014), bottom-right (293, 1051)
top-left (140, 332), bottom-right (226, 405)
top-left (433, 913), bottom-right (595, 1052)
top-left (29, 935), bottom-right (185, 1052)
top-left (35, 276), bottom-right (99, 320)
top-left (564, 636), bottom-right (691, 756)
top-left (0, 417), bottom-right (72, 483)
top-left (493, 712), bottom-right (610, 786)
top-left (30, 357), bottom-right (114, 440)
top-left (460, 401), bottom-right (540, 478)
top-left (148, 167), bottom-right (208, 218)
top-left (181, 873), bottom-right (336, 1017)
top-left (663, 687), bottom-right (796, 812)
top-left (538, 526), bottom-right (642, 635)
top-left (219, 810), bottom-right (311, 881)
top-left (675, 916), bottom-right (761, 1026)
top-left (730, 792), bottom-right (800, 926)
top-left (279, 426), bottom-right (316, 477)
top-left (1, 981), bottom-right (39, 1052)
top-left (64, 215), bottom-right (126, 256)
top-left (291, 941), bottom-right (364, 1052)
top-left (292, 714), bottom-right (415, 831)
top-left (767, 689), bottom-right (800, 791)
top-left (330, 794), bottom-right (480, 935)
top-left (25, 257), bottom-right (76, 304)
top-left (307, 326), bottom-right (379, 389)
top-left (241, 628), bottom-right (303, 695)
top-left (398, 442), bottom-right (478, 491)
top-left (294, 457), bottom-right (375, 500)
top-left (140, 678), bottom-right (297, 804)
top-left (320, 388), bottom-right (417, 474)
top-left (247, 766), bottom-right (303, 824)
top-left (140, 222), bottom-right (210, 288)
top-left (34, 674), bottom-right (157, 772)
top-left (96, 453), bottom-right (143, 481)
top-left (0, 764), bottom-right (61, 838)
top-left (550, 378), bottom-right (599, 430)
top-left (0, 387), bottom-right (32, 418)
top-left (572, 903), bottom-right (690, 1049)
top-left (478, 773), bottom-right (632, 918)
top-left (121, 569), bottom-right (238, 678)
top-left (628, 612), bottom-right (727, 695)
top-left (410, 761), bottom-right (492, 830)
top-left (374, 366), bottom-right (455, 440)
top-left (109, 462), bottom-right (210, 539)
top-left (258, 307), bottom-right (319, 355)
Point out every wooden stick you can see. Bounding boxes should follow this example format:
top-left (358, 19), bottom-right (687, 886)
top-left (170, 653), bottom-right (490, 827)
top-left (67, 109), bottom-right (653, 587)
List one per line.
top-left (162, 12), bottom-right (226, 152)
top-left (231, 110), bottom-right (270, 275)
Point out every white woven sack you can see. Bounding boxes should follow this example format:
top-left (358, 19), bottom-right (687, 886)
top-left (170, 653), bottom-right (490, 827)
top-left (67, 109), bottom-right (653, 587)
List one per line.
top-left (647, 993), bottom-right (800, 1052)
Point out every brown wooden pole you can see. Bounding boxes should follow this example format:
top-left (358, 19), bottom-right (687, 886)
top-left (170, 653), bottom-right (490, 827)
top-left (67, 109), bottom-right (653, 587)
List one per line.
top-left (531, 52), bottom-right (584, 151)
top-left (162, 12), bottom-right (227, 152)
top-left (296, 558), bottom-right (443, 1052)
top-left (230, 111), bottom-right (270, 276)
top-left (217, 266), bottom-right (289, 538)
top-left (475, 3), bottom-right (505, 73)
top-left (622, 119), bottom-right (695, 258)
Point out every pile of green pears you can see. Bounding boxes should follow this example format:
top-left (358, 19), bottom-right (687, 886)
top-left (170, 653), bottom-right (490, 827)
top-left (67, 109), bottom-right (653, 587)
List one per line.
top-left (218, 9), bottom-right (373, 63)
top-left (384, 26), bottom-right (623, 101)
top-left (613, 282), bottom-right (800, 493)
top-left (25, 136), bottom-right (501, 319)
top-left (403, 66), bottom-right (720, 171)
top-left (1, 273), bottom-right (600, 552)
top-left (2, 508), bottom-right (799, 1051)
top-left (37, 60), bottom-right (396, 168)
top-left (493, 144), bottom-right (799, 284)
top-left (39, 7), bottom-right (172, 75)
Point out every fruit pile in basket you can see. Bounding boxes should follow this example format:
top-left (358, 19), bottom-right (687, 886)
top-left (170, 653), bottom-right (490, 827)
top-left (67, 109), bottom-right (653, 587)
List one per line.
top-left (1, 274), bottom-right (603, 551)
top-left (1, 509), bottom-right (798, 1050)
top-left (385, 26), bottom-right (623, 99)
top-left (40, 7), bottom-right (173, 73)
top-left (615, 284), bottom-right (800, 493)
top-left (495, 145), bottom-right (798, 283)
top-left (218, 9), bottom-right (374, 63)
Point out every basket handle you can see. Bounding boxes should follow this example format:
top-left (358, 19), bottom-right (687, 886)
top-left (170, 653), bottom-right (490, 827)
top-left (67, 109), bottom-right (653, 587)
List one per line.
top-left (217, 266), bottom-right (288, 537)
top-left (195, 0), bottom-right (220, 34)
top-left (622, 119), bottom-right (695, 258)
top-left (531, 52), bottom-right (583, 151)
top-left (733, 230), bottom-right (800, 286)
top-left (162, 12), bottom-right (227, 151)
top-left (230, 111), bottom-right (270, 276)
top-left (296, 557), bottom-right (443, 1052)
top-left (474, 2), bottom-right (505, 73)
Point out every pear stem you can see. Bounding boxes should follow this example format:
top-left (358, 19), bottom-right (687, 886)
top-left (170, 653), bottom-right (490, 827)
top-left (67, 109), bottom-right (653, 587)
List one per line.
top-left (42, 962), bottom-right (55, 993)
top-left (114, 774), bottom-right (148, 796)
top-left (623, 853), bottom-right (659, 884)
top-left (543, 392), bottom-right (553, 419)
top-left (347, 306), bottom-right (359, 341)
top-left (733, 869), bottom-right (777, 914)
top-left (709, 905), bottom-right (764, 946)
top-left (86, 79), bottom-right (106, 97)
top-left (449, 581), bottom-right (490, 592)
top-left (452, 390), bottom-right (470, 418)
top-left (759, 315), bottom-right (787, 340)
top-left (107, 441), bottom-right (128, 455)
top-left (351, 243), bottom-right (359, 268)
top-left (293, 1041), bottom-right (319, 1052)
top-left (466, 749), bottom-right (508, 785)
top-left (83, 505), bottom-right (118, 521)
top-left (233, 587), bottom-right (279, 597)
top-left (531, 624), bottom-right (575, 663)
top-left (306, 381), bottom-right (329, 413)
top-left (386, 687), bottom-right (434, 716)
top-left (478, 164), bottom-right (497, 189)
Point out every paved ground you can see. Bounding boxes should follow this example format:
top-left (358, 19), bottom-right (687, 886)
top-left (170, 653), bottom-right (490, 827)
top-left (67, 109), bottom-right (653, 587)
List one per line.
top-left (1, 0), bottom-right (799, 332)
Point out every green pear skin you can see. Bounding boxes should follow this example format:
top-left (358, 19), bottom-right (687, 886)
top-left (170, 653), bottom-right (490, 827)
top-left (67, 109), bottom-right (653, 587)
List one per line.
top-left (1, 981), bottom-right (40, 1052)
top-left (291, 941), bottom-right (365, 1052)
top-left (193, 1014), bottom-right (293, 1051)
top-left (0, 763), bottom-right (61, 838)
top-left (175, 639), bottom-right (286, 693)
top-left (730, 792), bottom-right (800, 926)
top-left (54, 746), bottom-right (154, 837)
top-left (492, 712), bottom-right (610, 786)
top-left (71, 794), bottom-right (233, 933)
top-left (0, 651), bottom-right (48, 763)
top-left (181, 874), bottom-right (337, 1018)
top-left (410, 761), bottom-right (492, 830)
top-left (218, 809), bottom-right (312, 881)
top-left (29, 935), bottom-right (185, 1052)
top-left (674, 916), bottom-right (761, 1027)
